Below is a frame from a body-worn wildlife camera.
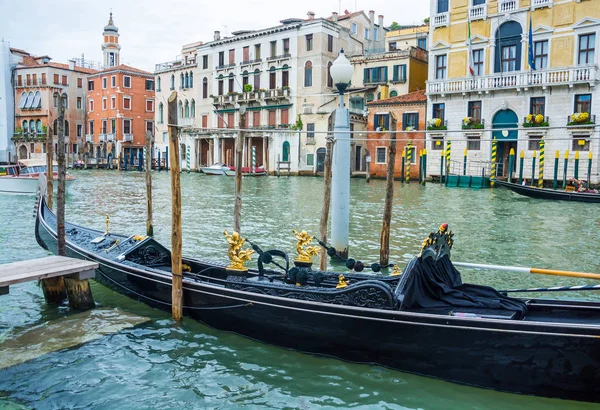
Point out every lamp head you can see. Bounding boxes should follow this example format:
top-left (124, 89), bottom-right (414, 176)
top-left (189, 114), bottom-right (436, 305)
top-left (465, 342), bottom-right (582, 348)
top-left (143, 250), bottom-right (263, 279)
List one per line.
top-left (330, 49), bottom-right (353, 93)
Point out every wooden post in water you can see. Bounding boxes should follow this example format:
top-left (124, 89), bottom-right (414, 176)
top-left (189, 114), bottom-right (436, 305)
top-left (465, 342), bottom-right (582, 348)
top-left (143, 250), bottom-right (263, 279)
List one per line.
top-left (518, 150), bottom-right (524, 184)
top-left (531, 151), bottom-right (537, 186)
top-left (421, 149), bottom-right (427, 185)
top-left (41, 95), bottom-right (66, 304)
top-left (365, 152), bottom-right (370, 183)
top-left (574, 151), bottom-right (580, 180)
top-left (380, 113), bottom-right (397, 266)
top-left (168, 91), bottom-right (183, 321)
top-left (56, 94), bottom-right (66, 257)
top-left (587, 151), bottom-right (593, 187)
top-left (563, 150), bottom-right (569, 188)
top-left (145, 131), bottom-right (154, 237)
top-left (234, 110), bottom-right (246, 234)
top-left (319, 138), bottom-right (334, 271)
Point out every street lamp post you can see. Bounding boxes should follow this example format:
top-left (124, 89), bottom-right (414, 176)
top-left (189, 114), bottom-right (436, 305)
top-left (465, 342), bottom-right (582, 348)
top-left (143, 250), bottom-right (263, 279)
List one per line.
top-left (329, 49), bottom-right (354, 259)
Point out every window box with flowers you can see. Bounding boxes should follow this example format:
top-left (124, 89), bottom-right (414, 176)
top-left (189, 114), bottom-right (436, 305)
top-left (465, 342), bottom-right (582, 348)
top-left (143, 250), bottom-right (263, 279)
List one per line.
top-left (426, 118), bottom-right (447, 131)
top-left (567, 112), bottom-right (595, 127)
top-left (462, 117), bottom-right (484, 130)
top-left (523, 114), bottom-right (549, 128)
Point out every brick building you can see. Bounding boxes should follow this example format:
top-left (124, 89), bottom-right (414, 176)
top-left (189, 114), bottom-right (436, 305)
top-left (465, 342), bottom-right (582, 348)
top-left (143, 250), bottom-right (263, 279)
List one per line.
top-left (366, 89), bottom-right (427, 179)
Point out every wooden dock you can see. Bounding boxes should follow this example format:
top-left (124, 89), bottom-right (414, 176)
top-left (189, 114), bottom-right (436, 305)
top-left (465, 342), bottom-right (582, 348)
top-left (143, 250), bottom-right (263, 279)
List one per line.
top-left (0, 256), bottom-right (98, 295)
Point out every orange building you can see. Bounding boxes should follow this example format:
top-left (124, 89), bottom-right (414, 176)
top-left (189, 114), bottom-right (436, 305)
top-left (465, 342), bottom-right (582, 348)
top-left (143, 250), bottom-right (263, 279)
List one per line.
top-left (366, 89), bottom-right (427, 179)
top-left (85, 13), bottom-right (155, 167)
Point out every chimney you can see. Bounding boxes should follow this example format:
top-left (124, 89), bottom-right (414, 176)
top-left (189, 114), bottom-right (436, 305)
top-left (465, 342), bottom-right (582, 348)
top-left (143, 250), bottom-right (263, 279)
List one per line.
top-left (214, 30), bottom-right (221, 41)
top-left (332, 12), bottom-right (338, 22)
top-left (378, 15), bottom-right (384, 30)
top-left (307, 11), bottom-right (316, 20)
top-left (368, 10), bottom-right (375, 48)
top-left (68, 59), bottom-right (75, 70)
top-left (369, 10), bottom-right (375, 24)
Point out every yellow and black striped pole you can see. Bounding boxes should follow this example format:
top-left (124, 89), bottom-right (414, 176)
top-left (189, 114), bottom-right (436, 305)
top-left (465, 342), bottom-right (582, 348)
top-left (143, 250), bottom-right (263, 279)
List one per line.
top-left (422, 148), bottom-right (427, 185)
top-left (490, 138), bottom-right (497, 187)
top-left (463, 147), bottom-right (467, 176)
top-left (553, 150), bottom-right (559, 190)
top-left (440, 147), bottom-right (444, 183)
top-left (406, 141), bottom-right (412, 183)
top-left (538, 138), bottom-right (545, 188)
top-left (508, 148), bottom-right (515, 183)
top-left (445, 140), bottom-right (451, 180)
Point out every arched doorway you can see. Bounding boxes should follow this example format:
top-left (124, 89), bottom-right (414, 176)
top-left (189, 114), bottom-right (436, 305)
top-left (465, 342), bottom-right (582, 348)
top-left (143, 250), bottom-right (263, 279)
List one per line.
top-left (316, 147), bottom-right (326, 173)
top-left (18, 145), bottom-right (28, 160)
top-left (492, 109), bottom-right (518, 178)
top-left (282, 141), bottom-right (290, 162)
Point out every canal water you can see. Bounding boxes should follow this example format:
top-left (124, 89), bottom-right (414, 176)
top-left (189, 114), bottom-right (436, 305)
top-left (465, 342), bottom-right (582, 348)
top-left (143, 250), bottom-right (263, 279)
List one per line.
top-left (1, 170), bottom-right (599, 409)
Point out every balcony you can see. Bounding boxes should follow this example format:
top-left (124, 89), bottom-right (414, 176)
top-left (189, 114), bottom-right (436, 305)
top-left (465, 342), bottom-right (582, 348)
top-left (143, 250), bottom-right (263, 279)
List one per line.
top-left (240, 58), bottom-right (262, 67)
top-left (427, 66), bottom-right (598, 95)
top-left (390, 77), bottom-right (407, 84)
top-left (532, 0), bottom-right (552, 8)
top-left (469, 4), bottom-right (487, 20)
top-left (498, 0), bottom-right (518, 13)
top-left (85, 134), bottom-right (93, 143)
top-left (16, 79), bottom-right (47, 88)
top-left (432, 12), bottom-right (449, 28)
top-left (216, 63), bottom-right (236, 71)
top-left (123, 134), bottom-right (133, 142)
top-left (155, 58), bottom-right (197, 73)
top-left (98, 134), bottom-right (107, 142)
top-left (106, 133), bottom-right (115, 142)
top-left (267, 53), bottom-right (291, 62)
top-left (364, 77), bottom-right (388, 86)
top-left (179, 118), bottom-right (194, 127)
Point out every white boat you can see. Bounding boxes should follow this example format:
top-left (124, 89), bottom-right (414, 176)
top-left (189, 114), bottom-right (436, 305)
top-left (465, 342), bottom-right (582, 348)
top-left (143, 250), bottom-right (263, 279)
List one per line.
top-left (200, 163), bottom-right (232, 176)
top-left (0, 159), bottom-right (75, 194)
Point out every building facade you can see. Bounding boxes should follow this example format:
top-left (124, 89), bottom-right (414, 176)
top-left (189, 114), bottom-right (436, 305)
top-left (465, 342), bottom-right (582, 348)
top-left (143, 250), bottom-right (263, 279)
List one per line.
top-left (426, 0), bottom-right (600, 184)
top-left (0, 42), bottom-right (23, 163)
top-left (366, 89), bottom-right (427, 179)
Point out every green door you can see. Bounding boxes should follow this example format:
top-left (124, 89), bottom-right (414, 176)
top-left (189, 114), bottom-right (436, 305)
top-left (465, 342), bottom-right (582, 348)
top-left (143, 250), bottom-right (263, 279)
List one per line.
top-left (282, 141), bottom-right (290, 162)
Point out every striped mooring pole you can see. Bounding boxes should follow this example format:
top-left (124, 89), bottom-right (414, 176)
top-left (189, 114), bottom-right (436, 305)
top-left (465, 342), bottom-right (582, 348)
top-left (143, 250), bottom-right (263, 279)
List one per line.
top-left (553, 150), bottom-right (559, 190)
top-left (518, 150), bottom-right (524, 184)
top-left (463, 147), bottom-right (467, 176)
top-left (165, 146), bottom-right (169, 171)
top-left (158, 150), bottom-right (161, 172)
top-left (574, 151), bottom-right (580, 180)
top-left (421, 148), bottom-right (427, 185)
top-left (401, 150), bottom-right (405, 183)
top-left (186, 145), bottom-right (191, 173)
top-left (252, 145), bottom-right (256, 174)
top-left (531, 150), bottom-right (537, 185)
top-left (445, 140), bottom-right (451, 182)
top-left (490, 138), bottom-right (497, 187)
top-left (143, 146), bottom-right (147, 171)
top-left (588, 152), bottom-right (593, 185)
top-left (405, 141), bottom-right (412, 183)
top-left (562, 150), bottom-right (569, 188)
top-left (538, 139), bottom-right (545, 188)
top-left (418, 150), bottom-right (422, 183)
top-left (507, 148), bottom-right (515, 183)
top-left (439, 148), bottom-right (444, 183)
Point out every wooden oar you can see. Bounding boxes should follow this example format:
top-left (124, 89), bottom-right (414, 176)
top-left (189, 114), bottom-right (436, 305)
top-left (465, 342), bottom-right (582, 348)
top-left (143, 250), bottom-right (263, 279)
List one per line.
top-left (453, 261), bottom-right (600, 281)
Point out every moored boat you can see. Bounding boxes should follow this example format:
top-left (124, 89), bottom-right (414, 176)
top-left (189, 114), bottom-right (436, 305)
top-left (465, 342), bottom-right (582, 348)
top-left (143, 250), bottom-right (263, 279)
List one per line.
top-left (200, 163), bottom-right (231, 176)
top-left (34, 192), bottom-right (600, 402)
top-left (0, 160), bottom-right (75, 194)
top-left (495, 180), bottom-right (600, 203)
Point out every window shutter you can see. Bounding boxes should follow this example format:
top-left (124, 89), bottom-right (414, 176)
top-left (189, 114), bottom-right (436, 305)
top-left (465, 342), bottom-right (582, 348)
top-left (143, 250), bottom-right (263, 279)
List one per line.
top-left (363, 68), bottom-right (368, 83)
top-left (384, 114), bottom-right (390, 130)
top-left (415, 113), bottom-right (419, 130)
top-left (383, 67), bottom-right (388, 81)
top-left (402, 113), bottom-right (407, 130)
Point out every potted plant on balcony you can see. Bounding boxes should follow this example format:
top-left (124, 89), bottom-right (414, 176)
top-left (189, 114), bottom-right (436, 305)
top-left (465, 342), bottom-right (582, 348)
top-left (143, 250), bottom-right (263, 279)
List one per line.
top-left (259, 88), bottom-right (266, 98)
top-left (462, 117), bottom-right (484, 130)
top-left (282, 85), bottom-right (291, 97)
top-left (426, 118), bottom-right (447, 131)
top-left (243, 84), bottom-right (253, 93)
top-left (523, 114), bottom-right (549, 128)
top-left (12, 127), bottom-right (23, 141)
top-left (568, 112), bottom-right (594, 126)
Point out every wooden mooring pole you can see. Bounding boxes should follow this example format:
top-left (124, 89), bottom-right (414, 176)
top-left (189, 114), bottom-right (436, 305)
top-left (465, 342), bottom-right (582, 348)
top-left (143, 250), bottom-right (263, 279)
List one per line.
top-left (168, 91), bottom-right (183, 321)
top-left (380, 114), bottom-right (397, 266)
top-left (46, 122), bottom-right (54, 211)
top-left (145, 131), bottom-right (154, 237)
top-left (234, 110), bottom-right (246, 233)
top-left (319, 138), bottom-right (333, 271)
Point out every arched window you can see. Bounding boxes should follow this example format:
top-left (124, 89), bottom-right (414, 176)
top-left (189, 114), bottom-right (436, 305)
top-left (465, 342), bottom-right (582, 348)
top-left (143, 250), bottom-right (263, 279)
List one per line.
top-left (202, 77), bottom-right (208, 98)
top-left (377, 92), bottom-right (381, 100)
top-left (495, 21), bottom-right (523, 73)
top-left (185, 73), bottom-right (189, 88)
top-left (191, 99), bottom-right (195, 117)
top-left (23, 120), bottom-right (29, 134)
top-left (19, 92), bottom-right (27, 109)
top-left (53, 119), bottom-right (58, 135)
top-left (178, 100), bottom-right (183, 118)
top-left (327, 61), bottom-right (333, 88)
top-left (180, 73), bottom-right (184, 88)
top-left (282, 65), bottom-right (289, 87)
top-left (228, 73), bottom-right (234, 93)
top-left (157, 76), bottom-right (161, 91)
top-left (218, 74), bottom-right (224, 95)
top-left (242, 70), bottom-right (249, 87)
top-left (189, 72), bottom-right (193, 88)
top-left (29, 120), bottom-right (35, 134)
top-left (282, 141), bottom-right (290, 162)
top-left (25, 91), bottom-right (34, 109)
top-left (36, 120), bottom-right (42, 134)
top-left (254, 69), bottom-right (260, 90)
top-left (365, 93), bottom-right (374, 102)
top-left (170, 74), bottom-right (175, 90)
top-left (304, 61), bottom-right (312, 87)
top-left (64, 120), bottom-right (69, 136)
top-left (159, 102), bottom-right (164, 123)
top-left (389, 90), bottom-right (398, 97)
top-left (269, 66), bottom-right (276, 89)
top-left (184, 100), bottom-right (190, 118)
top-left (33, 91), bottom-right (41, 108)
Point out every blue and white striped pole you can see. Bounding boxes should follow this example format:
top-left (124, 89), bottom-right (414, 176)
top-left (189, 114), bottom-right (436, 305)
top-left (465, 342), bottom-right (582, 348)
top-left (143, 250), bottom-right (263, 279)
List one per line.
top-left (252, 145), bottom-right (256, 174)
top-left (186, 145), bottom-right (191, 173)
top-left (143, 146), bottom-right (147, 171)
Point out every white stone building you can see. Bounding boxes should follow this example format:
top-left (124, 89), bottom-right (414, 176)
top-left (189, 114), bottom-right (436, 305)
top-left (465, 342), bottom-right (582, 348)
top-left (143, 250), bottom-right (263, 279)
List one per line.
top-left (0, 42), bottom-right (24, 163)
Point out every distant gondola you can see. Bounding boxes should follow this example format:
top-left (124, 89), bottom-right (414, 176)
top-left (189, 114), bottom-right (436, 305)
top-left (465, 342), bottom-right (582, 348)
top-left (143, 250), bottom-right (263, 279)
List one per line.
top-left (495, 180), bottom-right (600, 203)
top-left (34, 190), bottom-right (600, 402)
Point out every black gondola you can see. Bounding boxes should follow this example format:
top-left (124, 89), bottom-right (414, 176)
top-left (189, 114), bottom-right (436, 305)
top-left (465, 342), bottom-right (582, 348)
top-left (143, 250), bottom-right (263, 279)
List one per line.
top-left (34, 193), bottom-right (600, 402)
top-left (495, 180), bottom-right (600, 203)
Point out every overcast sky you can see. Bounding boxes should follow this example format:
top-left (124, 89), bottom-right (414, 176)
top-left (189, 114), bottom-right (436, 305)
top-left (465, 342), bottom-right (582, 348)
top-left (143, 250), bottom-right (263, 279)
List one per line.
top-left (1, 0), bottom-right (429, 73)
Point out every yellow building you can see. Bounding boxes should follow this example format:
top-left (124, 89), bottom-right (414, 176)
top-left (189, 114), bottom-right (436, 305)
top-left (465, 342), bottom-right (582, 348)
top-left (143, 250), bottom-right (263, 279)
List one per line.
top-left (426, 0), bottom-right (599, 184)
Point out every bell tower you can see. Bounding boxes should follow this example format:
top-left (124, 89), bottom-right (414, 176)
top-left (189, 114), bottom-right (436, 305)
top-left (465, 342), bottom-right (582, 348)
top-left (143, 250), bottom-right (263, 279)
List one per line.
top-left (101, 12), bottom-right (120, 68)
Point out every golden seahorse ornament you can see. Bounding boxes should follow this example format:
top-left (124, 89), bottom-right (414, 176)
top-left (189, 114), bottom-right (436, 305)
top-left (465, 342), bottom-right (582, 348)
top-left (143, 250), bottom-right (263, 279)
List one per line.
top-left (292, 229), bottom-right (321, 263)
top-left (223, 230), bottom-right (254, 271)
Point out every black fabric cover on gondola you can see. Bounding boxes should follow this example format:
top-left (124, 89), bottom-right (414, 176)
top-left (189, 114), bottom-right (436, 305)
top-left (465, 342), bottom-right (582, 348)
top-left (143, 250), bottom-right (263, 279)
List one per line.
top-left (397, 256), bottom-right (528, 318)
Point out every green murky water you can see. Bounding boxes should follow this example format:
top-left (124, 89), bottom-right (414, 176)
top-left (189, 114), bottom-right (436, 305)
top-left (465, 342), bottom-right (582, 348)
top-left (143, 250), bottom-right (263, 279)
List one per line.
top-left (0, 170), bottom-right (599, 409)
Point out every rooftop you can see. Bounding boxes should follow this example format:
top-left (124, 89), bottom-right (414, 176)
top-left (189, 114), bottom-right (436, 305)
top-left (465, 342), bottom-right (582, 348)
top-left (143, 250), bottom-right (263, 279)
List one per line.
top-left (367, 89), bottom-right (426, 106)
top-left (90, 64), bottom-right (152, 77)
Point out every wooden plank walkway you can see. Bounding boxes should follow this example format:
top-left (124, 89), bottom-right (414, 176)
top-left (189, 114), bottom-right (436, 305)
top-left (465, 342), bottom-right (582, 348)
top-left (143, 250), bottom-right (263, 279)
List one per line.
top-left (0, 256), bottom-right (98, 295)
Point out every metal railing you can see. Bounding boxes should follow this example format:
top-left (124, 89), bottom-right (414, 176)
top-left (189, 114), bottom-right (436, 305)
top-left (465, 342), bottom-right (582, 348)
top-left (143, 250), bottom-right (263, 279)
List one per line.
top-left (123, 134), bottom-right (133, 142)
top-left (469, 4), bottom-right (487, 20)
top-left (155, 58), bottom-right (197, 72)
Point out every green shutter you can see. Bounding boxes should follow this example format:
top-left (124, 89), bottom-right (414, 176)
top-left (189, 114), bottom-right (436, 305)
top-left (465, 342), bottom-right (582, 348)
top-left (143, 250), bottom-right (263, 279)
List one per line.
top-left (363, 68), bottom-right (368, 83)
top-left (383, 66), bottom-right (388, 81)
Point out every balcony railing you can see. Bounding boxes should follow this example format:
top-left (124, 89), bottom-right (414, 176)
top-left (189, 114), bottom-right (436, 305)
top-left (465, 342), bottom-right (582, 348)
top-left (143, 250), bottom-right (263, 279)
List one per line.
top-left (216, 63), bottom-right (236, 70)
top-left (267, 53), bottom-right (291, 62)
top-left (391, 77), bottom-right (407, 84)
top-left (427, 66), bottom-right (597, 95)
top-left (155, 58), bottom-right (197, 72)
top-left (469, 4), bottom-right (487, 20)
top-left (123, 134), bottom-right (133, 142)
top-left (179, 118), bottom-right (194, 127)
top-left (98, 134), bottom-right (107, 142)
top-left (498, 0), bottom-right (518, 13)
top-left (16, 79), bottom-right (48, 87)
top-left (432, 12), bottom-right (449, 28)
top-left (532, 0), bottom-right (552, 8)
top-left (364, 78), bottom-right (388, 86)
top-left (106, 133), bottom-right (115, 141)
top-left (85, 134), bottom-right (93, 143)
top-left (240, 58), bottom-right (262, 66)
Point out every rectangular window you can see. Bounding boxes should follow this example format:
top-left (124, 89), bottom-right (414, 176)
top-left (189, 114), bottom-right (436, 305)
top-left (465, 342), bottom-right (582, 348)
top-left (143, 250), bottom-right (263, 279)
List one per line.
top-left (306, 34), bottom-right (313, 51)
top-left (373, 114), bottom-right (390, 131)
top-left (255, 44), bottom-right (261, 60)
top-left (102, 77), bottom-right (107, 89)
top-left (41, 73), bottom-right (46, 85)
top-left (102, 119), bottom-right (108, 134)
top-left (364, 66), bottom-right (388, 84)
top-left (89, 121), bottom-right (94, 134)
top-left (243, 46), bottom-right (250, 62)
top-left (374, 28), bottom-right (378, 41)
top-left (534, 40), bottom-right (548, 69)
top-left (403, 113), bottom-right (419, 130)
top-left (123, 76), bottom-right (131, 88)
top-left (352, 23), bottom-right (357, 34)
top-left (468, 101), bottom-right (482, 122)
top-left (26, 74), bottom-right (30, 85)
top-left (268, 110), bottom-right (276, 126)
top-left (76, 97), bottom-right (82, 109)
top-left (123, 119), bottom-right (131, 134)
top-left (228, 113), bottom-right (234, 129)
top-left (202, 115), bottom-right (208, 128)
top-left (467, 135), bottom-right (481, 151)
top-left (433, 103), bottom-right (445, 122)
top-left (89, 99), bottom-right (94, 111)
top-left (389, 42), bottom-right (397, 51)
top-left (218, 80), bottom-right (224, 96)
top-left (530, 97), bottom-right (545, 116)
top-left (145, 79), bottom-right (154, 90)
top-left (528, 134), bottom-right (542, 151)
top-left (283, 38), bottom-right (290, 55)
top-left (218, 116), bottom-right (225, 128)
top-left (578, 34), bottom-right (595, 65)
top-left (123, 96), bottom-right (131, 110)
top-left (431, 136), bottom-right (444, 151)
top-left (364, 29), bottom-right (370, 40)
top-left (437, 0), bottom-right (449, 13)
top-left (393, 64), bottom-right (406, 82)
top-left (111, 118), bottom-right (116, 133)
top-left (281, 108), bottom-right (289, 125)
top-left (575, 94), bottom-right (592, 113)
top-left (501, 45), bottom-right (517, 72)
top-left (473, 49), bottom-right (484, 76)
top-left (376, 147), bottom-right (387, 164)
top-left (62, 75), bottom-right (67, 85)
top-left (270, 41), bottom-right (277, 58)
top-left (111, 96), bottom-right (116, 109)
top-left (417, 37), bottom-right (427, 50)
top-left (229, 49), bottom-right (235, 64)
top-left (203, 55), bottom-right (208, 69)
top-left (88, 80), bottom-right (94, 90)
top-left (307, 123), bottom-right (315, 140)
top-left (435, 55), bottom-right (447, 79)
top-left (146, 99), bottom-right (154, 112)
top-left (328, 35), bottom-right (333, 52)
top-left (54, 74), bottom-right (59, 84)
top-left (77, 124), bottom-right (82, 137)
top-left (110, 75), bottom-right (116, 88)
top-left (253, 111), bottom-right (261, 127)
top-left (405, 146), bottom-right (417, 165)
top-left (146, 121), bottom-right (153, 135)
top-left (163, 132), bottom-right (168, 143)
top-left (102, 97), bottom-right (107, 110)
top-left (573, 135), bottom-right (590, 151)
top-left (218, 51), bottom-right (225, 66)
top-left (77, 78), bottom-right (82, 88)
top-left (307, 153), bottom-right (314, 166)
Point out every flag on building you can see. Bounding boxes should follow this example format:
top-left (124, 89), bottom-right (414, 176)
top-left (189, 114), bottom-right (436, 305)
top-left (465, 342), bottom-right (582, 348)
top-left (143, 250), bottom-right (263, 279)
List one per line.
top-left (467, 18), bottom-right (475, 76)
top-left (528, 14), bottom-right (536, 70)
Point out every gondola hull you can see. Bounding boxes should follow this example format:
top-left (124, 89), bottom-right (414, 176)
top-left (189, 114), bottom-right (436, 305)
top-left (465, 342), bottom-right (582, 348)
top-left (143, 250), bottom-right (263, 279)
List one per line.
top-left (495, 180), bottom-right (600, 202)
top-left (35, 195), bottom-right (600, 402)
